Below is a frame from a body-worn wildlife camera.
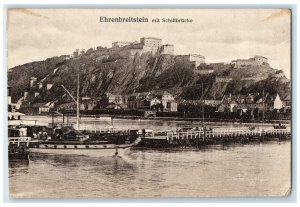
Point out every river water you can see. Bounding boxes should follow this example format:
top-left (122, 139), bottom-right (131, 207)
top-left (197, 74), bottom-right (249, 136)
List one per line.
top-left (9, 116), bottom-right (291, 198)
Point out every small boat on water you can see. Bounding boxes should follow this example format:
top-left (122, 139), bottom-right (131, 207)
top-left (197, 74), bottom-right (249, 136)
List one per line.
top-left (29, 125), bottom-right (142, 157)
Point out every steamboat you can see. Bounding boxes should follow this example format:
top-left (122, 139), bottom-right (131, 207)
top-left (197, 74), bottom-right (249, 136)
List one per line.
top-left (29, 124), bottom-right (142, 157)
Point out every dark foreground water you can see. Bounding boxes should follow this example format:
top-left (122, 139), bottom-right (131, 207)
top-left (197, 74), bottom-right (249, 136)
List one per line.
top-left (9, 141), bottom-right (291, 198)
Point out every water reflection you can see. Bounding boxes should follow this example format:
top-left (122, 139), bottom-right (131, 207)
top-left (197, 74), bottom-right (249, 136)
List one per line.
top-left (29, 153), bottom-right (136, 170)
top-left (9, 161), bottom-right (30, 179)
top-left (9, 161), bottom-right (29, 169)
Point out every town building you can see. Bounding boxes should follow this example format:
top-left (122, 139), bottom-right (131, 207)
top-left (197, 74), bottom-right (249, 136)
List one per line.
top-left (118, 44), bottom-right (144, 58)
top-left (140, 37), bottom-right (162, 54)
top-left (106, 93), bottom-right (125, 105)
top-left (144, 110), bottom-right (156, 117)
top-left (46, 84), bottom-right (53, 90)
top-left (127, 92), bottom-right (152, 109)
top-left (209, 63), bottom-right (225, 67)
top-left (183, 54), bottom-right (205, 67)
top-left (107, 37), bottom-right (174, 57)
top-left (160, 91), bottom-right (178, 112)
top-left (23, 92), bottom-right (28, 100)
top-left (30, 77), bottom-right (37, 88)
top-left (231, 55), bottom-right (269, 68)
top-left (127, 91), bottom-right (178, 112)
top-left (217, 93), bottom-right (284, 113)
top-left (8, 86), bottom-right (14, 119)
top-left (282, 94), bottom-right (291, 111)
top-left (140, 37), bottom-right (162, 47)
top-left (273, 94), bottom-right (283, 110)
top-left (195, 69), bottom-right (214, 74)
top-left (73, 49), bottom-right (85, 57)
top-left (215, 76), bottom-right (233, 83)
top-left (32, 103), bottom-right (51, 114)
top-left (204, 100), bottom-right (222, 107)
top-left (105, 103), bottom-right (124, 110)
top-left (57, 102), bottom-right (77, 111)
top-left (112, 41), bottom-right (133, 48)
top-left (61, 55), bottom-right (71, 60)
top-left (8, 86), bottom-right (24, 121)
top-left (20, 102), bottom-right (53, 115)
top-left (159, 44), bottom-right (174, 55)
top-left (149, 91), bottom-right (178, 112)
top-left (57, 98), bottom-right (98, 112)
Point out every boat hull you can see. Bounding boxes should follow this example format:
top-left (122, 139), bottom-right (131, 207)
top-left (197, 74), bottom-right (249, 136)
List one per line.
top-left (28, 138), bottom-right (141, 157)
top-left (29, 147), bottom-right (129, 157)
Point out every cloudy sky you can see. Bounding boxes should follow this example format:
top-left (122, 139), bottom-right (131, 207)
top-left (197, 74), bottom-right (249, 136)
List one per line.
top-left (7, 9), bottom-right (291, 78)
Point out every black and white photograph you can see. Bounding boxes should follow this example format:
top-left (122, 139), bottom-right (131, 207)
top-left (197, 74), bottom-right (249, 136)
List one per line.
top-left (6, 8), bottom-right (291, 198)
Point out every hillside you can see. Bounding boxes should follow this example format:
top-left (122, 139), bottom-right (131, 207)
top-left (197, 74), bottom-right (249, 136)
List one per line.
top-left (8, 48), bottom-right (291, 106)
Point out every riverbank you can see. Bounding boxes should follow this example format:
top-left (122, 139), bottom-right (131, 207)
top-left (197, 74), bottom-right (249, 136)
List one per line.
top-left (24, 114), bottom-right (291, 125)
top-left (115, 115), bottom-right (291, 124)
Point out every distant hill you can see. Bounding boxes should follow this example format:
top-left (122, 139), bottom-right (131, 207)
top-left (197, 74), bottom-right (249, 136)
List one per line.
top-left (8, 48), bottom-right (291, 106)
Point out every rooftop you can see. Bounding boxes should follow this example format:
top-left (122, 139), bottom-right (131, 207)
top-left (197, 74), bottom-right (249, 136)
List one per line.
top-left (254, 55), bottom-right (268, 59)
top-left (112, 41), bottom-right (133, 44)
top-left (32, 103), bottom-right (49, 107)
top-left (141, 37), bottom-right (162, 40)
top-left (188, 54), bottom-right (205, 58)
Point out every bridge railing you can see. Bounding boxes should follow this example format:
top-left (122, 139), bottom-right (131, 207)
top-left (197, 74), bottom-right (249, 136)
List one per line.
top-left (167, 131), bottom-right (204, 140)
top-left (165, 128), bottom-right (290, 140)
top-left (8, 137), bottom-right (31, 146)
top-left (78, 124), bottom-right (132, 133)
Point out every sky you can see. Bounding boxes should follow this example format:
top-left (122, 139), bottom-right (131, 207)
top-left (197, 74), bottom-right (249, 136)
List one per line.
top-left (7, 9), bottom-right (291, 78)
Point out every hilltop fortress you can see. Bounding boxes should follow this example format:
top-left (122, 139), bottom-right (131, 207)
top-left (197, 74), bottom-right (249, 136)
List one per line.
top-left (231, 55), bottom-right (269, 68)
top-left (110, 37), bottom-right (176, 57)
top-left (71, 37), bottom-right (271, 72)
top-left (66, 37), bottom-right (276, 74)
top-left (72, 37), bottom-right (206, 67)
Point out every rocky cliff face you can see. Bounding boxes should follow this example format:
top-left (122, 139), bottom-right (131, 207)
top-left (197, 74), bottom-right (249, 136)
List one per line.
top-left (8, 49), bottom-right (291, 105)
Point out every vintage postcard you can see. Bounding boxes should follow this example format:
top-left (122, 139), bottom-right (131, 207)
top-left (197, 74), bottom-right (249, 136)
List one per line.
top-left (7, 8), bottom-right (291, 198)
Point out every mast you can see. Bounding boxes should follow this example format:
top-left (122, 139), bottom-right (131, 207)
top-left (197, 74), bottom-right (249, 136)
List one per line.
top-left (76, 72), bottom-right (80, 130)
top-left (262, 90), bottom-right (265, 123)
top-left (51, 111), bottom-right (54, 136)
top-left (61, 70), bottom-right (80, 129)
top-left (111, 116), bottom-right (114, 132)
top-left (201, 82), bottom-right (204, 129)
top-left (261, 90), bottom-right (265, 139)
